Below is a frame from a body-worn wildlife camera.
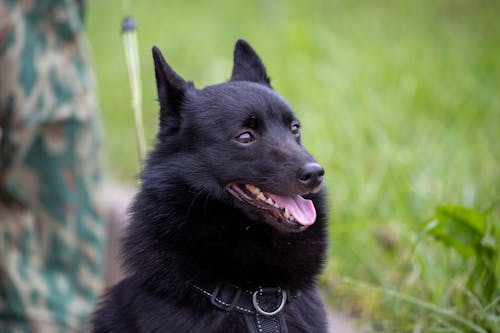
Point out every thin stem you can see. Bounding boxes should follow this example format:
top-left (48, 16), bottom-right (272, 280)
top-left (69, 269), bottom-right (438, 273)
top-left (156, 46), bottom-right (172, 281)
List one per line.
top-left (123, 27), bottom-right (146, 163)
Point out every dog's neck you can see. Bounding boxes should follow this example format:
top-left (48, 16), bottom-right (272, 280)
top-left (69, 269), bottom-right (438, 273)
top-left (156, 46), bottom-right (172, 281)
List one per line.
top-left (124, 181), bottom-right (327, 293)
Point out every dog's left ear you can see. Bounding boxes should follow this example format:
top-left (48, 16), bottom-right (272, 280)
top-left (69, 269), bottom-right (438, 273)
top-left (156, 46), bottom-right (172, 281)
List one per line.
top-left (230, 39), bottom-right (271, 88)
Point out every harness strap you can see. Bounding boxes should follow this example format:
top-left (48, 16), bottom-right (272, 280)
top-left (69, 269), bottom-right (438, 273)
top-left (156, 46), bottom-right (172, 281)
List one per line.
top-left (243, 311), bottom-right (288, 333)
top-left (194, 284), bottom-right (299, 333)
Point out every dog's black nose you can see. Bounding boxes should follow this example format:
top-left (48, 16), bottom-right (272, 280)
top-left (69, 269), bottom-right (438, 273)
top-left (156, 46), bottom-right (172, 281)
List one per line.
top-left (298, 163), bottom-right (325, 190)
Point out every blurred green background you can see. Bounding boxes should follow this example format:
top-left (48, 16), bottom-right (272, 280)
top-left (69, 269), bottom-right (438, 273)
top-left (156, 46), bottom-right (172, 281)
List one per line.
top-left (86, 0), bottom-right (499, 331)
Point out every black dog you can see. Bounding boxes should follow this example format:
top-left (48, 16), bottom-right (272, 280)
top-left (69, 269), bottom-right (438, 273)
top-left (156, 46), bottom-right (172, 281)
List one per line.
top-left (93, 39), bottom-right (328, 333)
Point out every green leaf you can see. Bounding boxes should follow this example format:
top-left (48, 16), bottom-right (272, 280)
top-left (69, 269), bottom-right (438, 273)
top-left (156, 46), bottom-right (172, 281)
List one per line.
top-left (435, 205), bottom-right (488, 234)
top-left (423, 205), bottom-right (489, 256)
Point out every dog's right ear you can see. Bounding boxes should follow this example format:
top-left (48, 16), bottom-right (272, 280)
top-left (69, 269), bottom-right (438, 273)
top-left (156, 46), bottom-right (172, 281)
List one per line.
top-left (231, 39), bottom-right (271, 88)
top-left (152, 46), bottom-right (187, 129)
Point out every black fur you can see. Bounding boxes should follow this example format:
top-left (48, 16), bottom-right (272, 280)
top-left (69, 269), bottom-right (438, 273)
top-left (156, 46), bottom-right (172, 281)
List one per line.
top-left (93, 39), bottom-right (328, 333)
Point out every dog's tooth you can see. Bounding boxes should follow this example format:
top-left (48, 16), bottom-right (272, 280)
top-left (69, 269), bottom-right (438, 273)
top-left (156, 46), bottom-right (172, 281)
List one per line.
top-left (245, 184), bottom-right (254, 192)
top-left (266, 198), bottom-right (275, 205)
top-left (285, 208), bottom-right (295, 222)
top-left (257, 192), bottom-right (266, 201)
top-left (284, 207), bottom-right (291, 219)
top-left (246, 184), bottom-right (261, 195)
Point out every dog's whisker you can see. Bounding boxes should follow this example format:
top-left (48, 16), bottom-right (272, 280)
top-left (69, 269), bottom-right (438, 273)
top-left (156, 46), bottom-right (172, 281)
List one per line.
top-left (186, 186), bottom-right (208, 218)
top-left (203, 192), bottom-right (210, 217)
top-left (245, 220), bottom-right (265, 231)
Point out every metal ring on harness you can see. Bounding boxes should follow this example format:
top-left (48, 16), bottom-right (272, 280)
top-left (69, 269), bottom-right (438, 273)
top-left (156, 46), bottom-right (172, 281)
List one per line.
top-left (252, 289), bottom-right (287, 316)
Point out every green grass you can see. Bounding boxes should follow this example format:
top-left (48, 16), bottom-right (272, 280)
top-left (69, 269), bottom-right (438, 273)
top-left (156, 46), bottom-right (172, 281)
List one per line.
top-left (86, 0), bottom-right (500, 330)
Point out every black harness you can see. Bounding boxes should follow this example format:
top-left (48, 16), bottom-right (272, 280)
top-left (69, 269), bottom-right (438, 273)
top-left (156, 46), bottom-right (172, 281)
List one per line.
top-left (194, 284), bottom-right (299, 333)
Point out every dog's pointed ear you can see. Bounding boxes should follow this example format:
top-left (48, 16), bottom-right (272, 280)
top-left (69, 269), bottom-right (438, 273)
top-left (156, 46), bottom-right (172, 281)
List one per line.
top-left (230, 39), bottom-right (271, 87)
top-left (152, 46), bottom-right (187, 127)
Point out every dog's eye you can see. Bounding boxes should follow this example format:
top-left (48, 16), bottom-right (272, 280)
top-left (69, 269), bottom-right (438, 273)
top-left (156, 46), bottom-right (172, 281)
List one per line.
top-left (291, 122), bottom-right (301, 136)
top-left (235, 131), bottom-right (255, 144)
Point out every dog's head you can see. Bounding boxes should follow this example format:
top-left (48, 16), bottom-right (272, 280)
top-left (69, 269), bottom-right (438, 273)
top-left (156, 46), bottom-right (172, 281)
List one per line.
top-left (151, 39), bottom-right (324, 233)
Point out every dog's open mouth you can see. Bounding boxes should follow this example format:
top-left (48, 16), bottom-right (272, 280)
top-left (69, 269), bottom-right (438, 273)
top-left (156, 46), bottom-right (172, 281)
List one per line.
top-left (226, 183), bottom-right (316, 230)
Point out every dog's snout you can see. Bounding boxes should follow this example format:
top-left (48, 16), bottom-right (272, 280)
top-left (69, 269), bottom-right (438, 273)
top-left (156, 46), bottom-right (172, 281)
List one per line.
top-left (298, 162), bottom-right (324, 190)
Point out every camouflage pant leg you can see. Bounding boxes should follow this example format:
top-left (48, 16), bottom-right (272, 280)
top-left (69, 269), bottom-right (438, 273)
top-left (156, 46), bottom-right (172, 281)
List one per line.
top-left (0, 1), bottom-right (105, 332)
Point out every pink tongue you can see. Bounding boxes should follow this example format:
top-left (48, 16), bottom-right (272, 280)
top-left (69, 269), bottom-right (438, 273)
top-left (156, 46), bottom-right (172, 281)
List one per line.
top-left (268, 194), bottom-right (317, 226)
